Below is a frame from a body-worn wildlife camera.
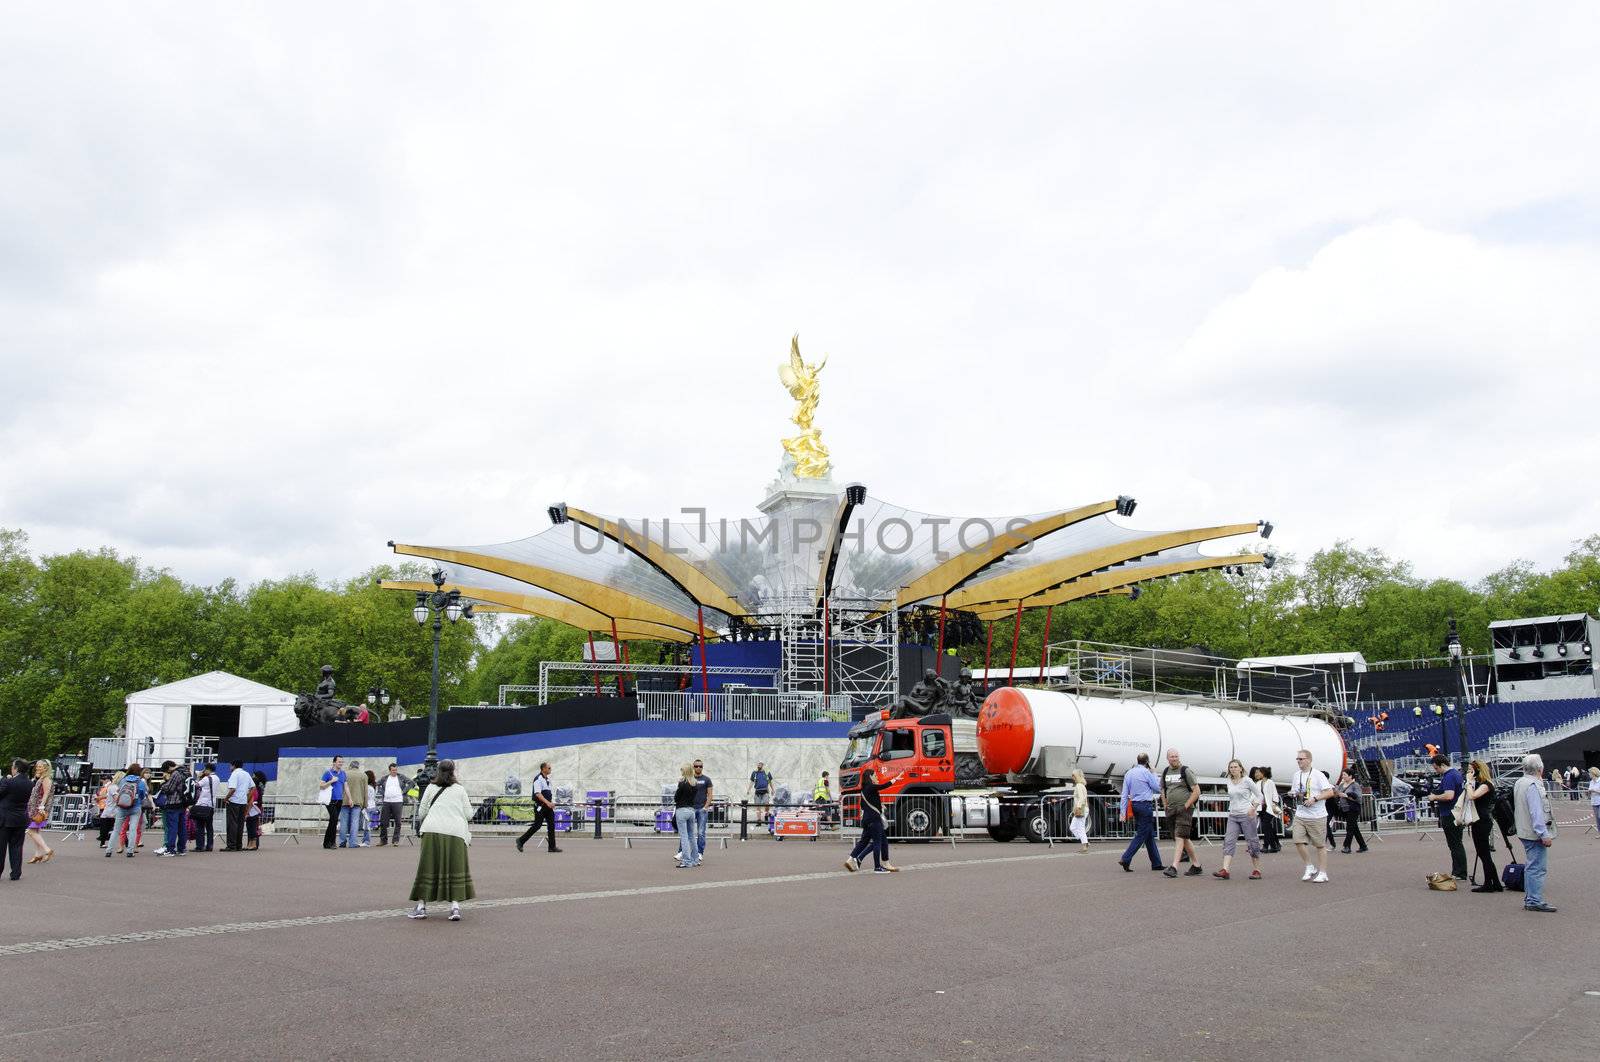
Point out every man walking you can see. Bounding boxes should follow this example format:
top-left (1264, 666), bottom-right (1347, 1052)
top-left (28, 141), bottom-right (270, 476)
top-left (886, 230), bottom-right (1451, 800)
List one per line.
top-left (191, 764), bottom-right (219, 852)
top-left (1426, 754), bottom-right (1468, 880)
top-left (692, 760), bottom-right (713, 860)
top-left (1289, 749), bottom-right (1334, 883)
top-left (377, 763), bottom-right (410, 846)
top-left (1514, 754), bottom-right (1558, 913)
top-left (341, 759), bottom-right (369, 848)
top-left (318, 756), bottom-right (346, 850)
top-left (1118, 753), bottom-right (1165, 872)
top-left (748, 762), bottom-right (774, 824)
top-left (516, 762), bottom-right (562, 853)
top-left (1159, 747), bottom-right (1202, 878)
top-left (223, 759), bottom-right (252, 852)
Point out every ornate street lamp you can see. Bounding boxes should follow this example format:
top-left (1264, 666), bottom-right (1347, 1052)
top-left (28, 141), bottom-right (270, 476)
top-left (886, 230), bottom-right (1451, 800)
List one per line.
top-left (413, 569), bottom-right (475, 783)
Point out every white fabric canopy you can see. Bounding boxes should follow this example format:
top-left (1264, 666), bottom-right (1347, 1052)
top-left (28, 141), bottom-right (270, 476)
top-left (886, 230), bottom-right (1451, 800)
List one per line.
top-left (124, 671), bottom-right (298, 763)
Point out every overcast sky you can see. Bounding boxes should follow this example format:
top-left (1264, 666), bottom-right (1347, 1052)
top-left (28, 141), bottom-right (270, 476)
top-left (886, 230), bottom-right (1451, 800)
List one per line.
top-left (3, 4), bottom-right (1598, 590)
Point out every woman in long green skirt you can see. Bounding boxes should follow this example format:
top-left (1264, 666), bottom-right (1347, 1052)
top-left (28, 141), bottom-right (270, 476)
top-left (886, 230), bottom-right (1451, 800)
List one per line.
top-left (409, 759), bottom-right (475, 921)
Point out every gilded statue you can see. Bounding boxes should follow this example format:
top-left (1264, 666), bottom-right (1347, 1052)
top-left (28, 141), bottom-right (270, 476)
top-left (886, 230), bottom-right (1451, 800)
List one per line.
top-left (778, 334), bottom-right (832, 478)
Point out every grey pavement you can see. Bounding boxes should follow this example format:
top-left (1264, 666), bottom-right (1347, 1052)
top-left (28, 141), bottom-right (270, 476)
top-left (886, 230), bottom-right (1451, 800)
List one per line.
top-left (2, 828), bottom-right (1598, 1060)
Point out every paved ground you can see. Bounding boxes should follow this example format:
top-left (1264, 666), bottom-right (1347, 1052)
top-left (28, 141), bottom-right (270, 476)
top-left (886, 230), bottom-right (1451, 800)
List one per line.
top-left (3, 824), bottom-right (1598, 1060)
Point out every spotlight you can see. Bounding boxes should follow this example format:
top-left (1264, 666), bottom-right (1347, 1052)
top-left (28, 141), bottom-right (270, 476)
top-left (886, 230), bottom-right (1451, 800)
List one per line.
top-left (1532, 646), bottom-right (1544, 659)
top-left (1115, 495), bottom-right (1138, 517)
top-left (1263, 551), bottom-right (1277, 570)
top-left (1558, 642), bottom-right (1569, 657)
top-left (1509, 648), bottom-right (1521, 660)
top-left (1584, 641), bottom-right (1593, 655)
top-left (548, 503), bottom-right (569, 525)
top-left (845, 483), bottom-right (867, 505)
top-left (1258, 520), bottom-right (1274, 540)
top-left (1129, 585), bottom-right (1142, 601)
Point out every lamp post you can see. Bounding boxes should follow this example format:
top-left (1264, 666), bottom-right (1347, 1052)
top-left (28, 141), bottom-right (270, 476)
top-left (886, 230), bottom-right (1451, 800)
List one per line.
top-left (365, 685), bottom-right (390, 721)
top-left (1445, 617), bottom-right (1471, 766)
top-left (413, 570), bottom-right (474, 784)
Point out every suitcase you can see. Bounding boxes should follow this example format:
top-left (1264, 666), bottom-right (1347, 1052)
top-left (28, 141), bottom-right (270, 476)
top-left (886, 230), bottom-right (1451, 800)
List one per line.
top-left (1501, 862), bottom-right (1525, 892)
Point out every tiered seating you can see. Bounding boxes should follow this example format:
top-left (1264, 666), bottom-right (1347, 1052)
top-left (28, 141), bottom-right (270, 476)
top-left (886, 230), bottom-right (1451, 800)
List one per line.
top-left (1348, 696), bottom-right (1600, 755)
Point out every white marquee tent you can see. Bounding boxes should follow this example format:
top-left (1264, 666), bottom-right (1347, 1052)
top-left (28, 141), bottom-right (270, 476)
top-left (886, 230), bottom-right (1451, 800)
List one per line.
top-left (123, 671), bottom-right (298, 764)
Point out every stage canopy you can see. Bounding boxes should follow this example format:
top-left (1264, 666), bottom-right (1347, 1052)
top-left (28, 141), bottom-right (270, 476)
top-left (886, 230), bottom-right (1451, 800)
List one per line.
top-left (383, 490), bottom-right (1272, 639)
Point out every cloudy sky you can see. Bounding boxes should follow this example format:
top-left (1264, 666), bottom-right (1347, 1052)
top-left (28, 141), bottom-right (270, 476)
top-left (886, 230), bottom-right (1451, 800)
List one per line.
top-left (3, 4), bottom-right (1598, 589)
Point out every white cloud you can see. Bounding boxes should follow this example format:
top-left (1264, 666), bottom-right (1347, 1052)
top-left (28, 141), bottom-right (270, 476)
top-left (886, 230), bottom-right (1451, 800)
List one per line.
top-left (1, 4), bottom-right (1598, 587)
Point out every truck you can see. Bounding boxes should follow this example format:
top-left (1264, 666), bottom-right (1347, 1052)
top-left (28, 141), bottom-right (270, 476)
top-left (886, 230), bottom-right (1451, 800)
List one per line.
top-left (839, 685), bottom-right (1348, 842)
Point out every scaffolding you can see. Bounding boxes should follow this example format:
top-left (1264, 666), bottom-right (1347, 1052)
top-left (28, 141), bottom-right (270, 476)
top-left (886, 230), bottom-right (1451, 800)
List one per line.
top-left (770, 593), bottom-right (898, 714)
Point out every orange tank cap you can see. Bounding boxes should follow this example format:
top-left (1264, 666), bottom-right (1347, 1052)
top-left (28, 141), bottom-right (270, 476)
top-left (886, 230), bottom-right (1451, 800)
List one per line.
top-left (977, 687), bottom-right (1034, 776)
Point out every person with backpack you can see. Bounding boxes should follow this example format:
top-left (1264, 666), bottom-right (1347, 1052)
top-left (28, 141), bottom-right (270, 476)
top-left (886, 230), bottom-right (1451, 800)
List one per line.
top-left (1514, 754), bottom-right (1558, 913)
top-left (1333, 769), bottom-right (1368, 854)
top-left (748, 762), bottom-right (774, 820)
top-left (1464, 760), bottom-right (1502, 893)
top-left (107, 764), bottom-right (148, 859)
top-left (154, 760), bottom-right (192, 857)
top-left (1159, 747), bottom-right (1202, 878)
top-left (408, 759), bottom-right (475, 921)
top-left (190, 764), bottom-right (219, 852)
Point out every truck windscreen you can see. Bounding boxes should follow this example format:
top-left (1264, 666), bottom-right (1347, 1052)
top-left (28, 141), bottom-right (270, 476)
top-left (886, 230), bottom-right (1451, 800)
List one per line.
top-left (843, 735), bottom-right (875, 767)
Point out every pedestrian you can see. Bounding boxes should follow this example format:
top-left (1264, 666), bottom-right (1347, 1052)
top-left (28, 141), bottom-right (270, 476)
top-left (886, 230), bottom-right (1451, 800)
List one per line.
top-left (1251, 767), bottom-right (1281, 853)
top-left (691, 759), bottom-right (713, 861)
top-left (844, 763), bottom-right (897, 873)
top-left (191, 764), bottom-right (219, 852)
top-left (813, 771), bottom-right (836, 826)
top-left (1117, 753), bottom-right (1165, 872)
top-left (1514, 753), bottom-right (1557, 913)
top-left (748, 761), bottom-right (774, 818)
top-left (94, 774), bottom-right (117, 848)
top-left (1288, 749), bottom-right (1334, 883)
top-left (673, 764), bottom-right (699, 868)
top-left (1216, 759), bottom-right (1263, 880)
top-left (1426, 754), bottom-right (1469, 880)
top-left (408, 759), bottom-right (475, 921)
top-left (107, 764), bottom-right (148, 859)
top-left (516, 762), bottom-right (561, 853)
top-left (377, 763), bottom-right (411, 847)
top-left (318, 755), bottom-right (347, 850)
top-left (341, 759), bottom-right (369, 848)
top-left (154, 760), bottom-right (191, 857)
top-left (1159, 748), bottom-right (1201, 877)
top-left (1587, 766), bottom-right (1600, 833)
top-left (360, 769), bottom-right (378, 847)
top-left (245, 771), bottom-right (266, 851)
top-left (1464, 760), bottom-right (1501, 893)
top-left (222, 759), bottom-right (252, 852)
top-left (0, 758), bottom-right (31, 881)
top-left (1069, 769), bottom-right (1090, 851)
top-left (23, 760), bottom-right (55, 864)
top-left (1335, 769), bottom-right (1368, 854)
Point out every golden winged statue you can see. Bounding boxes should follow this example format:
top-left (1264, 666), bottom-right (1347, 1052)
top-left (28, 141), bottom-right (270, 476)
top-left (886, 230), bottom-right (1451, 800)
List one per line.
top-left (778, 334), bottom-right (831, 478)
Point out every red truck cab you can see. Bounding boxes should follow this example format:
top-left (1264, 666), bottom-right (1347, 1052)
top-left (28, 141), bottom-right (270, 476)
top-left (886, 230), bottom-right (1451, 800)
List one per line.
top-left (837, 711), bottom-right (956, 838)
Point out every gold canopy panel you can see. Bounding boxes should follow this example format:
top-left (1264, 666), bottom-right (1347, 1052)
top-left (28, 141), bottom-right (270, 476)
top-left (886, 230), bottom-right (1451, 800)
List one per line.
top-left (389, 543), bottom-right (705, 637)
top-left (894, 499), bottom-right (1120, 608)
top-left (944, 522), bottom-right (1262, 611)
top-left (964, 553), bottom-right (1267, 619)
top-left (556, 506), bottom-right (747, 617)
top-left (378, 580), bottom-right (699, 642)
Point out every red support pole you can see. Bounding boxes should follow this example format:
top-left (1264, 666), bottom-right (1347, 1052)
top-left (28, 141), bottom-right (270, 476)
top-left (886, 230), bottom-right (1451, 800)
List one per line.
top-left (983, 620), bottom-right (995, 693)
top-left (1007, 602), bottom-right (1023, 686)
top-left (934, 594), bottom-right (948, 663)
top-left (610, 619), bottom-right (624, 696)
top-left (1038, 605), bottom-right (1053, 683)
top-left (696, 605), bottom-right (710, 694)
top-left (586, 633), bottom-right (602, 695)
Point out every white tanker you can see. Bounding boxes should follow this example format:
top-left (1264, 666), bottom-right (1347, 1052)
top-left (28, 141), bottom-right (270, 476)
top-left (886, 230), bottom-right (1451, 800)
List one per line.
top-left (976, 686), bottom-right (1346, 786)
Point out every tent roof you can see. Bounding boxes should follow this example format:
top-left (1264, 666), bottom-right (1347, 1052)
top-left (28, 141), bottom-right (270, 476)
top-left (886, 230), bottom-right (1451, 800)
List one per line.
top-left (125, 670), bottom-right (297, 707)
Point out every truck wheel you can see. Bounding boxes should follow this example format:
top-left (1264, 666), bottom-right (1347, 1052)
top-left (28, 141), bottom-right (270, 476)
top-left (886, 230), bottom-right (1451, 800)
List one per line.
top-left (987, 824), bottom-right (1018, 843)
top-left (1019, 811), bottom-right (1048, 843)
top-left (896, 801), bottom-right (945, 841)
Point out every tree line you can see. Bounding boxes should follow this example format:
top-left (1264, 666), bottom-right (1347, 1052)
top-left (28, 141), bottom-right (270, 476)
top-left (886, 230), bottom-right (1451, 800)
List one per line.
top-left (2, 526), bottom-right (1596, 762)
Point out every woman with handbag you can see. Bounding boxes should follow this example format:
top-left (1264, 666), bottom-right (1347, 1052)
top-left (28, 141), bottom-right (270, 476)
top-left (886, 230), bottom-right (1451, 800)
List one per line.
top-left (1335, 769), bottom-right (1368, 853)
top-left (24, 760), bottom-right (54, 864)
top-left (1068, 770), bottom-right (1090, 851)
top-left (408, 760), bottom-right (476, 921)
top-left (1251, 767), bottom-right (1281, 853)
top-left (1465, 760), bottom-right (1503, 893)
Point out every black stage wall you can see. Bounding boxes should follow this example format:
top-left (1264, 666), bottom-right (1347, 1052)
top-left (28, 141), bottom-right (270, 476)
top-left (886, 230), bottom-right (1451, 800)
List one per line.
top-left (220, 697), bottom-right (638, 768)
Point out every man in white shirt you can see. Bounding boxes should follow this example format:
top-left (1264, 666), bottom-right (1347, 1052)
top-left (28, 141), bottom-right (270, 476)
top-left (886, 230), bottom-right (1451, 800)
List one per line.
top-left (377, 763), bottom-right (411, 847)
top-left (515, 762), bottom-right (561, 853)
top-left (222, 760), bottom-right (253, 852)
top-left (1288, 749), bottom-right (1335, 883)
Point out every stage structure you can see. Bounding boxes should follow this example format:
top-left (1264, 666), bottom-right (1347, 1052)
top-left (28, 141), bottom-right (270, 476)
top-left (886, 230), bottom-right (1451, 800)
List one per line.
top-left (383, 336), bottom-right (1275, 718)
